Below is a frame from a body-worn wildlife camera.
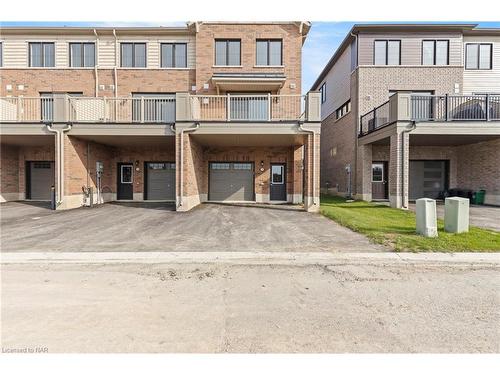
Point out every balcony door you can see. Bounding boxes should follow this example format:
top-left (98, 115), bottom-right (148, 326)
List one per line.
top-left (229, 92), bottom-right (269, 121)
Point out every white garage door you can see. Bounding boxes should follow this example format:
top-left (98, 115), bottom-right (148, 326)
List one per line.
top-left (146, 162), bottom-right (175, 200)
top-left (209, 162), bottom-right (254, 201)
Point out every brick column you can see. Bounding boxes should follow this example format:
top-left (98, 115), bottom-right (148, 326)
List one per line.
top-left (304, 132), bottom-right (320, 212)
top-left (355, 143), bottom-right (372, 201)
top-left (291, 145), bottom-right (303, 204)
top-left (388, 131), bottom-right (409, 208)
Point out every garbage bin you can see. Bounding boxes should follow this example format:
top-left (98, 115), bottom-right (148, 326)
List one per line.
top-left (472, 189), bottom-right (486, 205)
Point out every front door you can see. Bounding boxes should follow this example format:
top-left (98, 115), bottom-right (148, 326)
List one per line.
top-left (270, 163), bottom-right (286, 201)
top-left (117, 163), bottom-right (133, 200)
top-left (371, 162), bottom-right (388, 200)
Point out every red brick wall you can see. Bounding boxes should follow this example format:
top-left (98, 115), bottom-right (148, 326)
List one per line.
top-left (0, 144), bottom-right (20, 194)
top-left (195, 23), bottom-right (302, 95)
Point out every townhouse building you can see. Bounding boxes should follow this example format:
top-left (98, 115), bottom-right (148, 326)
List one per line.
top-left (0, 22), bottom-right (321, 212)
top-left (312, 24), bottom-right (500, 208)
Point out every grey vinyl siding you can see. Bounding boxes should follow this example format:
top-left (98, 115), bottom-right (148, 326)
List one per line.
top-left (358, 32), bottom-right (463, 66)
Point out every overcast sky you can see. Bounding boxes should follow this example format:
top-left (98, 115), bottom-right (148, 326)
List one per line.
top-left (3, 21), bottom-right (500, 93)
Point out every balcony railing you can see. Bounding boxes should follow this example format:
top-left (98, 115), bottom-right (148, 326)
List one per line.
top-left (359, 94), bottom-right (500, 136)
top-left (0, 93), bottom-right (317, 124)
top-left (190, 94), bottom-right (306, 121)
top-left (411, 94), bottom-right (500, 122)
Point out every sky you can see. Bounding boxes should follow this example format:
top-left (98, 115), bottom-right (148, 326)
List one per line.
top-left (3, 21), bottom-right (500, 93)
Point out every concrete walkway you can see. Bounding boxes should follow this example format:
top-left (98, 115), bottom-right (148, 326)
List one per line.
top-left (2, 251), bottom-right (499, 265)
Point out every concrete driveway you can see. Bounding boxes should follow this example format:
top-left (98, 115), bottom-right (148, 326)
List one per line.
top-left (0, 202), bottom-right (385, 252)
top-left (408, 203), bottom-right (500, 232)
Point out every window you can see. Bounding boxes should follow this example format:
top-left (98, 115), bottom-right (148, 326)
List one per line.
top-left (120, 43), bottom-right (146, 68)
top-left (372, 163), bottom-right (384, 182)
top-left (215, 39), bottom-right (240, 66)
top-left (161, 43), bottom-right (187, 68)
top-left (319, 83), bottom-right (327, 103)
top-left (335, 100), bottom-right (351, 120)
top-left (233, 163), bottom-right (252, 170)
top-left (69, 43), bottom-right (95, 67)
top-left (466, 43), bottom-right (492, 70)
top-left (211, 163), bottom-right (231, 170)
top-left (422, 40), bottom-right (449, 65)
top-left (121, 165), bottom-right (133, 183)
top-left (256, 39), bottom-right (282, 66)
top-left (374, 40), bottom-right (400, 65)
top-left (29, 42), bottom-right (55, 67)
top-left (271, 165), bottom-right (284, 184)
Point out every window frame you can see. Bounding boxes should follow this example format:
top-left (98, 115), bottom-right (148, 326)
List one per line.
top-left (0, 42), bottom-right (2, 67)
top-left (160, 42), bottom-right (187, 68)
top-left (214, 39), bottom-right (241, 66)
top-left (335, 100), bottom-right (351, 120)
top-left (28, 42), bottom-right (55, 67)
top-left (120, 165), bottom-right (133, 184)
top-left (371, 163), bottom-right (384, 183)
top-left (120, 42), bottom-right (147, 68)
top-left (465, 43), bottom-right (493, 70)
top-left (421, 40), bottom-right (449, 66)
top-left (271, 165), bottom-right (285, 184)
top-left (373, 39), bottom-right (401, 66)
top-left (319, 82), bottom-right (327, 103)
top-left (69, 42), bottom-right (96, 68)
top-left (255, 39), bottom-right (283, 66)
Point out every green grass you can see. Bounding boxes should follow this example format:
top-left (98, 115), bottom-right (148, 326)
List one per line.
top-left (320, 195), bottom-right (500, 252)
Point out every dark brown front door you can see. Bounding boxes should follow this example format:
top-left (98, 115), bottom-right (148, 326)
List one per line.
top-left (372, 161), bottom-right (388, 200)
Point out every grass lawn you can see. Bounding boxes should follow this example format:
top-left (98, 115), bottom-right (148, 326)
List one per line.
top-left (320, 195), bottom-right (500, 252)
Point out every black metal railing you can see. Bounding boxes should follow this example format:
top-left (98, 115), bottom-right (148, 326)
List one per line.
top-left (359, 100), bottom-right (392, 136)
top-left (411, 94), bottom-right (500, 122)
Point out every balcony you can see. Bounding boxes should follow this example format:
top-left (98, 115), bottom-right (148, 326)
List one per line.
top-left (0, 93), bottom-right (320, 124)
top-left (359, 94), bottom-right (500, 137)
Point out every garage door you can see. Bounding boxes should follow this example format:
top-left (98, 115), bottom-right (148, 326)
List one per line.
top-left (145, 162), bottom-right (175, 200)
top-left (209, 162), bottom-right (254, 201)
top-left (409, 160), bottom-right (447, 200)
top-left (29, 161), bottom-right (55, 200)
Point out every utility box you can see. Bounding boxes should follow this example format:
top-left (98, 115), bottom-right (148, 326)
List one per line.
top-left (445, 197), bottom-right (469, 233)
top-left (415, 198), bottom-right (438, 237)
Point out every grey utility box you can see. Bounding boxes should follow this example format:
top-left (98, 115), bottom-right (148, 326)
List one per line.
top-left (415, 198), bottom-right (438, 237)
top-left (445, 197), bottom-right (470, 233)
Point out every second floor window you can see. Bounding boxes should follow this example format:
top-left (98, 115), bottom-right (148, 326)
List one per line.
top-left (215, 39), bottom-right (240, 66)
top-left (256, 39), bottom-right (282, 66)
top-left (70, 43), bottom-right (95, 67)
top-left (161, 43), bottom-right (187, 68)
top-left (374, 40), bottom-right (400, 65)
top-left (319, 83), bottom-right (326, 103)
top-left (422, 40), bottom-right (449, 65)
top-left (29, 42), bottom-right (55, 67)
top-left (466, 43), bottom-right (492, 70)
top-left (121, 43), bottom-right (146, 68)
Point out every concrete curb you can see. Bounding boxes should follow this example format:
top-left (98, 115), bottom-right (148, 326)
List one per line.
top-left (1, 251), bottom-right (500, 266)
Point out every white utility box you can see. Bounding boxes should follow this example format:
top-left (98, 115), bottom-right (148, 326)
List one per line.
top-left (415, 198), bottom-right (438, 237)
top-left (444, 197), bottom-right (469, 233)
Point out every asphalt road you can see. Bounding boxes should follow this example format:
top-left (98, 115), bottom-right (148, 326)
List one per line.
top-left (2, 257), bottom-right (498, 353)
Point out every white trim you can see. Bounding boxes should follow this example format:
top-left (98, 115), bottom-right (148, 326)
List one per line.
top-left (120, 165), bottom-right (133, 184)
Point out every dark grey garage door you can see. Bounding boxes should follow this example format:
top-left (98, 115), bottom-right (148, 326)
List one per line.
top-left (209, 162), bottom-right (254, 201)
top-left (29, 161), bottom-right (55, 200)
top-left (409, 160), bottom-right (447, 200)
top-left (145, 162), bottom-right (175, 200)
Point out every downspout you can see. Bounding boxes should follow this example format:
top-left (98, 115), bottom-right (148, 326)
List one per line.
top-left (93, 29), bottom-right (99, 97)
top-left (113, 29), bottom-right (118, 97)
top-left (400, 122), bottom-right (416, 209)
top-left (45, 124), bottom-right (72, 205)
top-left (45, 125), bottom-right (61, 203)
top-left (298, 122), bottom-right (316, 207)
top-left (178, 123), bottom-right (199, 208)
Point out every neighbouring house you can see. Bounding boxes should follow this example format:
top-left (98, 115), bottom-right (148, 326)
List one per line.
top-left (0, 22), bottom-right (321, 212)
top-left (311, 23), bottom-right (500, 207)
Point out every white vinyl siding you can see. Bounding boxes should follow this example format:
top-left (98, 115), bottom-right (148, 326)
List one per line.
top-left (463, 36), bottom-right (500, 95)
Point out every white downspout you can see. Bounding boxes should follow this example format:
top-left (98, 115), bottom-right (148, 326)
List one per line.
top-left (59, 124), bottom-right (72, 205)
top-left (93, 29), bottom-right (99, 97)
top-left (178, 123), bottom-right (199, 208)
top-left (113, 29), bottom-right (118, 97)
top-left (45, 125), bottom-right (61, 203)
top-left (299, 123), bottom-right (316, 208)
